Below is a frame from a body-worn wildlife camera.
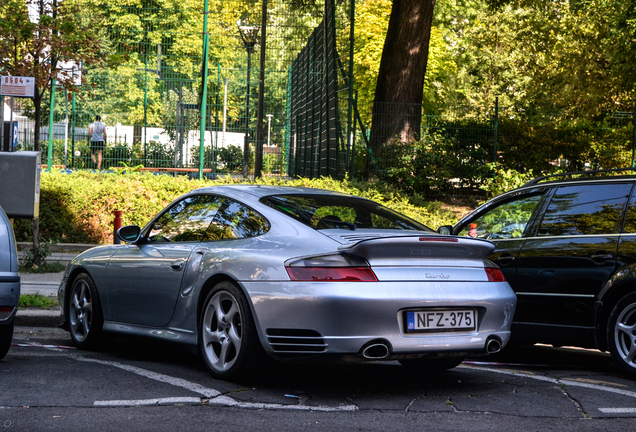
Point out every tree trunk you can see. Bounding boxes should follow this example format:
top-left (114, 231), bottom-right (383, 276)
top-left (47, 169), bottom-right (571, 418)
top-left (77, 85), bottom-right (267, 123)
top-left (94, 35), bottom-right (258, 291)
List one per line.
top-left (368, 0), bottom-right (436, 162)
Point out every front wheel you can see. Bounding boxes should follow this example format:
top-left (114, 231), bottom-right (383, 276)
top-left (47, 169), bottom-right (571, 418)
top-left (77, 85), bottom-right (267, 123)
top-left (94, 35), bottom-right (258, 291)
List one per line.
top-left (199, 281), bottom-right (265, 381)
top-left (68, 273), bottom-right (104, 349)
top-left (0, 321), bottom-right (14, 360)
top-left (608, 293), bottom-right (636, 378)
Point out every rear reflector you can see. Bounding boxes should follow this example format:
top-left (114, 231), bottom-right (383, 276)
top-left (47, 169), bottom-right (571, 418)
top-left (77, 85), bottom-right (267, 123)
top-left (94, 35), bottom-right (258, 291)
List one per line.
top-left (485, 268), bottom-right (506, 282)
top-left (286, 267), bottom-right (378, 282)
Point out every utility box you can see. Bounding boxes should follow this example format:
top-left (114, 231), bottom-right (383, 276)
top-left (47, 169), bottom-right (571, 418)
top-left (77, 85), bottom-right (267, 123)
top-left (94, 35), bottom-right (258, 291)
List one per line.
top-left (0, 151), bottom-right (40, 219)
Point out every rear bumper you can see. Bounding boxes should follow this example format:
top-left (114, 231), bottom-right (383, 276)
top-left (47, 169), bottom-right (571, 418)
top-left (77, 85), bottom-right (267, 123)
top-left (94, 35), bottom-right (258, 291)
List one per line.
top-left (242, 280), bottom-right (516, 357)
top-left (0, 273), bottom-right (20, 325)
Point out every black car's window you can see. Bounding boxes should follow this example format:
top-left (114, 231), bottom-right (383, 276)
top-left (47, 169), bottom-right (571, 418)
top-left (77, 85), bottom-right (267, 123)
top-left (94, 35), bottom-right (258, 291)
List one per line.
top-left (538, 183), bottom-right (631, 236)
top-left (458, 194), bottom-right (542, 239)
top-left (619, 184), bottom-right (636, 234)
top-left (149, 195), bottom-right (224, 242)
top-left (204, 198), bottom-right (270, 240)
top-left (261, 194), bottom-right (433, 231)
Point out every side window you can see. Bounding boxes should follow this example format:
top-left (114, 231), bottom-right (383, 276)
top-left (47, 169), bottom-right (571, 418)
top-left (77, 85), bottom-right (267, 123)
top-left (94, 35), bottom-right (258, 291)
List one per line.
top-left (205, 198), bottom-right (270, 240)
top-left (623, 185), bottom-right (636, 233)
top-left (148, 195), bottom-right (223, 242)
top-left (458, 195), bottom-right (542, 239)
top-left (538, 183), bottom-right (631, 236)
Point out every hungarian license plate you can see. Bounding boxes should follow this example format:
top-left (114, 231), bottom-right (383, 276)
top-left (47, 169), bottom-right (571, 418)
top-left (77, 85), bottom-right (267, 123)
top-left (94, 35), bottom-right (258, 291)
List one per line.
top-left (405, 309), bottom-right (476, 333)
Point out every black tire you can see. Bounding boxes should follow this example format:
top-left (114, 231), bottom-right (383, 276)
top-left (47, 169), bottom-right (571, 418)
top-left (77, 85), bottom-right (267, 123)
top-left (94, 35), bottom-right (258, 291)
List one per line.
top-left (399, 356), bottom-right (465, 372)
top-left (68, 273), bottom-right (104, 350)
top-left (0, 321), bottom-right (14, 360)
top-left (199, 281), bottom-right (265, 381)
top-left (607, 293), bottom-right (636, 378)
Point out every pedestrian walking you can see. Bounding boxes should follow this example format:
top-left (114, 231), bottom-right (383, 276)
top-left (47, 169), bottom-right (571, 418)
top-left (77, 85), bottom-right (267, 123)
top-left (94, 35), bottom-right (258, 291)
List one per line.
top-left (89, 115), bottom-right (107, 170)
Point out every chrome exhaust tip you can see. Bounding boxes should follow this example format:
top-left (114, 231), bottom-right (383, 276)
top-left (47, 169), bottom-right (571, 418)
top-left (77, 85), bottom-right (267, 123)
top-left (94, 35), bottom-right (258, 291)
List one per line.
top-left (361, 343), bottom-right (390, 360)
top-left (485, 337), bottom-right (502, 354)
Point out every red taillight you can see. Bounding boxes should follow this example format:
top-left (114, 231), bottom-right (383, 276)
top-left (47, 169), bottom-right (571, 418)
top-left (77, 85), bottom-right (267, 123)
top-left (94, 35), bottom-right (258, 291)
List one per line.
top-left (0, 306), bottom-right (14, 312)
top-left (419, 237), bottom-right (458, 242)
top-left (485, 267), bottom-right (506, 282)
top-left (286, 267), bottom-right (378, 282)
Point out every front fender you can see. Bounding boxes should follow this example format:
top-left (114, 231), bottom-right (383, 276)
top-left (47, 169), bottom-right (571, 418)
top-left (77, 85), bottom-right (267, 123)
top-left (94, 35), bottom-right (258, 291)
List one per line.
top-left (594, 264), bottom-right (636, 350)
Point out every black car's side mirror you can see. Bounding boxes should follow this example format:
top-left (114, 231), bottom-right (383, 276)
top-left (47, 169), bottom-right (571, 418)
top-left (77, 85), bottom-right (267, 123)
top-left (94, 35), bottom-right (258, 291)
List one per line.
top-left (117, 225), bottom-right (142, 243)
top-left (437, 225), bottom-right (452, 235)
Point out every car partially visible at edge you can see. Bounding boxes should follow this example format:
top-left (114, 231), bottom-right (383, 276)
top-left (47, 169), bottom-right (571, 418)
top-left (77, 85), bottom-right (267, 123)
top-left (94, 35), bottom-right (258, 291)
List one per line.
top-left (441, 169), bottom-right (636, 377)
top-left (0, 204), bottom-right (20, 360)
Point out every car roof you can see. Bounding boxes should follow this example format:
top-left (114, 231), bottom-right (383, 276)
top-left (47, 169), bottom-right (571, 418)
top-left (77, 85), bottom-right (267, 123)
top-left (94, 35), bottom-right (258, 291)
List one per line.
top-left (191, 184), bottom-right (356, 199)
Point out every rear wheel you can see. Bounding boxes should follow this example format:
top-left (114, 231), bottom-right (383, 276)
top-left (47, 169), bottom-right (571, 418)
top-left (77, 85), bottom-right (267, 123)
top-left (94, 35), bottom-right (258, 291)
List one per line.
top-left (0, 321), bottom-right (14, 360)
top-left (399, 356), bottom-right (465, 372)
top-left (608, 293), bottom-right (636, 378)
top-left (68, 273), bottom-right (103, 349)
top-left (199, 281), bottom-right (265, 381)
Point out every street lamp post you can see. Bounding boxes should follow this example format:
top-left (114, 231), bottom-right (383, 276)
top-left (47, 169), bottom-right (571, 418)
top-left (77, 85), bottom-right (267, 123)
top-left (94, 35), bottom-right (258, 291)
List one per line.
top-left (266, 114), bottom-right (273, 146)
top-left (238, 19), bottom-right (260, 178)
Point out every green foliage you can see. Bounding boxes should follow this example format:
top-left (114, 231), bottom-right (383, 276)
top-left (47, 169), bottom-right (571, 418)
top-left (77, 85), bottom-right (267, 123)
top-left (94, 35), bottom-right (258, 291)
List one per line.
top-left (19, 239), bottom-right (61, 271)
top-left (19, 294), bottom-right (58, 309)
top-left (479, 163), bottom-right (535, 198)
top-left (13, 171), bottom-right (463, 245)
top-left (376, 131), bottom-right (489, 195)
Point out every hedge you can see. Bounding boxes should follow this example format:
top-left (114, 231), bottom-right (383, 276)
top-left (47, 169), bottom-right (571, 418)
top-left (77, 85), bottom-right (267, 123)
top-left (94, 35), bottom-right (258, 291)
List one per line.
top-left (13, 171), bottom-right (463, 245)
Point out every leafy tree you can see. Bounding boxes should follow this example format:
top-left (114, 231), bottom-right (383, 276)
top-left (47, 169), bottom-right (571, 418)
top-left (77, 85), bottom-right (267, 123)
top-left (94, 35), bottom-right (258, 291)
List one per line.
top-left (0, 0), bottom-right (108, 266)
top-left (0, 0), bottom-right (108, 151)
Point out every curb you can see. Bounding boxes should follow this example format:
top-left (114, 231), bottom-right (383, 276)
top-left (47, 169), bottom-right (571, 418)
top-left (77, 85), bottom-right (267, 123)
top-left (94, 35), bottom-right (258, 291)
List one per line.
top-left (15, 308), bottom-right (62, 328)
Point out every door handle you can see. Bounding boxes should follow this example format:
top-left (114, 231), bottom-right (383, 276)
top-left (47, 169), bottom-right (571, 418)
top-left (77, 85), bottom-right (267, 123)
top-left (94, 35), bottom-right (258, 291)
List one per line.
top-left (591, 253), bottom-right (613, 262)
top-left (171, 259), bottom-right (185, 271)
top-left (497, 254), bottom-right (515, 266)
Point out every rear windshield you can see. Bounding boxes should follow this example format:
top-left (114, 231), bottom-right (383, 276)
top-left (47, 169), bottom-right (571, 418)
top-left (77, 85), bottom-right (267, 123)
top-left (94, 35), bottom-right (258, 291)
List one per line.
top-left (261, 194), bottom-right (433, 232)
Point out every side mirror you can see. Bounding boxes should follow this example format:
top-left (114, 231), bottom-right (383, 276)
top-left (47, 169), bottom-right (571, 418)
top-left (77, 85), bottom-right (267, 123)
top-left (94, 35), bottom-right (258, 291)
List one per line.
top-left (437, 225), bottom-right (452, 235)
top-left (117, 225), bottom-right (142, 243)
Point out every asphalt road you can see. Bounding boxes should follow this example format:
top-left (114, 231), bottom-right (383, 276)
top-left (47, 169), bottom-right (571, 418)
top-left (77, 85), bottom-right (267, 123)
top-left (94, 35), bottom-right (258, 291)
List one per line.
top-left (2, 327), bottom-right (636, 431)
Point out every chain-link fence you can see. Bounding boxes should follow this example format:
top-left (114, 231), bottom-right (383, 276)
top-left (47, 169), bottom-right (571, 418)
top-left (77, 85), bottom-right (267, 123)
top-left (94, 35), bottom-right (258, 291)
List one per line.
top-left (12, 0), bottom-right (353, 179)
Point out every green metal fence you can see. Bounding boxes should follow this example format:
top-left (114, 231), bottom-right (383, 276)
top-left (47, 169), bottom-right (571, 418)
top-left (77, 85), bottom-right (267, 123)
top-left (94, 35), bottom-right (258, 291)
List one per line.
top-left (14, 0), bottom-right (353, 179)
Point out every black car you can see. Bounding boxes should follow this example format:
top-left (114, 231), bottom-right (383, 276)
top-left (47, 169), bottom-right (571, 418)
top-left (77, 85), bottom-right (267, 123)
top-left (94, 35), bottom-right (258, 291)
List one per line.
top-left (441, 169), bottom-right (636, 377)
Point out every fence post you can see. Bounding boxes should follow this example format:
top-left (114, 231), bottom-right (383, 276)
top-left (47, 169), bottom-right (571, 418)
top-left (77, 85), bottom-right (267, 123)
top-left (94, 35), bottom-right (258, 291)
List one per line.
top-left (47, 79), bottom-right (56, 171)
top-left (493, 96), bottom-right (499, 163)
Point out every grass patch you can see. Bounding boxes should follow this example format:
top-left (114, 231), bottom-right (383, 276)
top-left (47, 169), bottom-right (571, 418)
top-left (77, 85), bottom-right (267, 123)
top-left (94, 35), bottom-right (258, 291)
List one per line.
top-left (19, 294), bottom-right (58, 309)
top-left (19, 262), bottom-right (66, 274)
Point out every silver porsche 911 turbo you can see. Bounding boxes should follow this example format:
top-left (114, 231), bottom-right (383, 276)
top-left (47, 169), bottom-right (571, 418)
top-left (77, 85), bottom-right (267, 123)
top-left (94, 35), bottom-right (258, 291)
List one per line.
top-left (58, 185), bottom-right (516, 380)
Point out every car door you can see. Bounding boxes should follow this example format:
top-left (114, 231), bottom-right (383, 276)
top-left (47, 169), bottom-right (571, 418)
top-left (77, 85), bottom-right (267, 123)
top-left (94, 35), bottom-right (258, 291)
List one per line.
top-left (513, 182), bottom-right (632, 341)
top-left (454, 190), bottom-right (546, 287)
top-left (105, 194), bottom-right (224, 327)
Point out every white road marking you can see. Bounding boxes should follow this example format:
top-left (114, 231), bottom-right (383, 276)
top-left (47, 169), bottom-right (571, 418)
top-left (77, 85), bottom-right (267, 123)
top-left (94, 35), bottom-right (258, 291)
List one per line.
top-left (598, 408), bottom-right (636, 414)
top-left (461, 365), bottom-right (636, 398)
top-left (74, 357), bottom-right (221, 398)
top-left (94, 397), bottom-right (202, 407)
top-left (207, 395), bottom-right (358, 412)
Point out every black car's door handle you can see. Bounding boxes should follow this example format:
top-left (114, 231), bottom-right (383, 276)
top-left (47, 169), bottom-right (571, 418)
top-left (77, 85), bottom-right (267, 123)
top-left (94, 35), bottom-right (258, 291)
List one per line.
top-left (171, 259), bottom-right (185, 271)
top-left (497, 254), bottom-right (515, 266)
top-left (591, 253), bottom-right (613, 263)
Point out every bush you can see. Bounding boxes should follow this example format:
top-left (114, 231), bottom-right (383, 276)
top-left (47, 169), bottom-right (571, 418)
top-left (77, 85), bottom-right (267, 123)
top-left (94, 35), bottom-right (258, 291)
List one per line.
top-left (377, 132), bottom-right (489, 196)
top-left (13, 171), bottom-right (464, 244)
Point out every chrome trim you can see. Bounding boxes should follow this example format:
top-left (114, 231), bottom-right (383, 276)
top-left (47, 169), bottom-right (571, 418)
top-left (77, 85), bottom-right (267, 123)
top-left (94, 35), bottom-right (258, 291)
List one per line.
top-left (516, 292), bottom-right (595, 298)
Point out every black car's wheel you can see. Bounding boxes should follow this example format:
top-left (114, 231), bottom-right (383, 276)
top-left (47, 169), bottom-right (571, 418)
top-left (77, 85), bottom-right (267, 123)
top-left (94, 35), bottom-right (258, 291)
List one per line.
top-left (68, 273), bottom-right (103, 349)
top-left (0, 321), bottom-right (14, 360)
top-left (399, 356), bottom-right (465, 372)
top-left (199, 281), bottom-right (264, 381)
top-left (608, 293), bottom-right (636, 377)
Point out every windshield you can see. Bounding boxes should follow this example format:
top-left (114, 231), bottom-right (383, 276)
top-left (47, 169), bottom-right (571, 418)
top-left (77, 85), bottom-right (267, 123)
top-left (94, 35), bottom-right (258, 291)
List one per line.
top-left (261, 194), bottom-right (433, 232)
